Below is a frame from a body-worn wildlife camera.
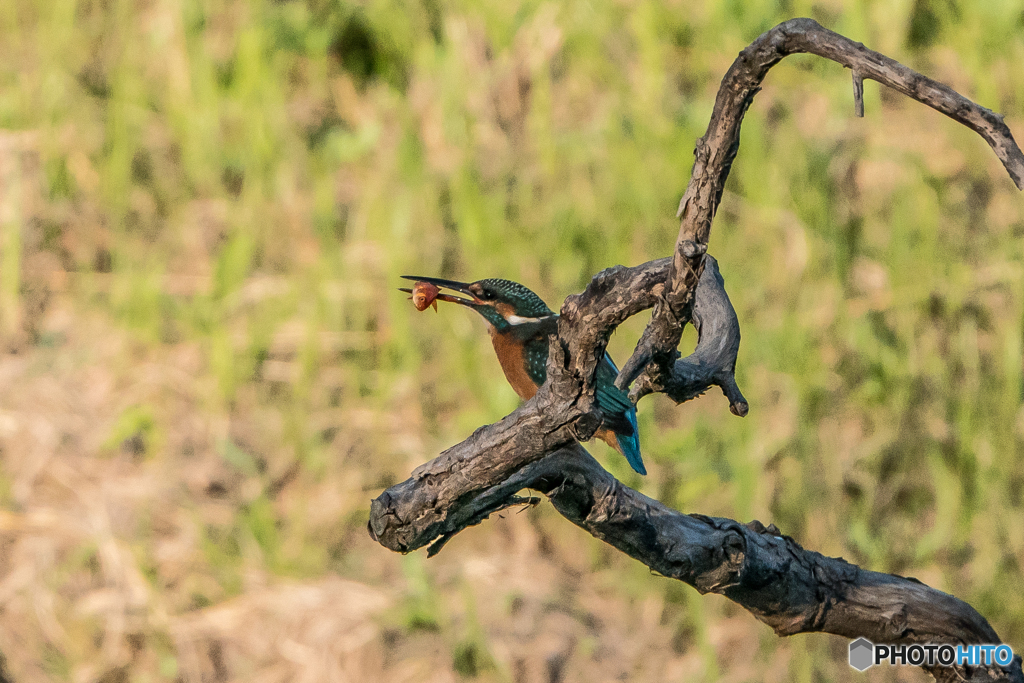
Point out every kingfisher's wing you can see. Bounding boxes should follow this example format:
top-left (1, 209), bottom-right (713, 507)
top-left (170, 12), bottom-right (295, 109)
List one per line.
top-left (594, 354), bottom-right (634, 435)
top-left (595, 354), bottom-right (645, 474)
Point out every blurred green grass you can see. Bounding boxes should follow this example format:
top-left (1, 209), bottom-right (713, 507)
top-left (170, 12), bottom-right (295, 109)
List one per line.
top-left (0, 0), bottom-right (1023, 680)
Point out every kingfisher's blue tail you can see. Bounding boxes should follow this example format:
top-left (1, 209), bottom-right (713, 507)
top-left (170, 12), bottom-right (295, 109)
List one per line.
top-left (598, 353), bottom-right (646, 475)
top-left (615, 407), bottom-right (645, 475)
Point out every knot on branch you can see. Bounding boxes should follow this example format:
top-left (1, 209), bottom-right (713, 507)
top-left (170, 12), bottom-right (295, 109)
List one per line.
top-left (569, 411), bottom-right (601, 442)
top-left (667, 239), bottom-right (707, 310)
top-left (746, 519), bottom-right (783, 536)
top-left (684, 515), bottom-right (747, 594)
top-left (679, 239), bottom-right (707, 260)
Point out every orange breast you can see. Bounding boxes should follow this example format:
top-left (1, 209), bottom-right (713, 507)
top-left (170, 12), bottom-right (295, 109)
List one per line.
top-left (489, 329), bottom-right (538, 400)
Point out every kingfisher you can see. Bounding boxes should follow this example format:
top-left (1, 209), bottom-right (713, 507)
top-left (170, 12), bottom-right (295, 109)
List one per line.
top-left (400, 276), bottom-right (645, 475)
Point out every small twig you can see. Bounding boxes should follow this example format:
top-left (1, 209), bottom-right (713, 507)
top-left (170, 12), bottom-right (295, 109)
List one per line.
top-left (852, 69), bottom-right (865, 117)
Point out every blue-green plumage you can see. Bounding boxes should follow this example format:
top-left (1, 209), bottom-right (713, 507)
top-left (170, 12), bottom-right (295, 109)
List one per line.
top-left (400, 275), bottom-right (646, 475)
top-left (477, 279), bottom-right (552, 318)
top-left (522, 338), bottom-right (548, 386)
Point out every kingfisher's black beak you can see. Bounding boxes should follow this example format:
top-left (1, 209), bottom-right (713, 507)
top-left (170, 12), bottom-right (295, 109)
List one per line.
top-left (399, 275), bottom-right (483, 307)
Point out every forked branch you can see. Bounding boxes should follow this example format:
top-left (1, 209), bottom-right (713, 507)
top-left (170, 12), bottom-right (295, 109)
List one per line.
top-left (619, 17), bottom-right (1024, 402)
top-left (370, 18), bottom-right (1024, 682)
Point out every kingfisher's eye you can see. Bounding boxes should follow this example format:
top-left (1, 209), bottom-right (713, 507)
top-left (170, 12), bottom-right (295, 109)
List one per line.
top-left (481, 289), bottom-right (495, 300)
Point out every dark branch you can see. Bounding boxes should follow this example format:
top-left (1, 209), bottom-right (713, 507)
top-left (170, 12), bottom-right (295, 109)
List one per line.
top-left (622, 17), bottom-right (1024, 407)
top-left (371, 18), bottom-right (1024, 682)
top-left (370, 445), bottom-right (1023, 682)
top-left (616, 255), bottom-right (746, 414)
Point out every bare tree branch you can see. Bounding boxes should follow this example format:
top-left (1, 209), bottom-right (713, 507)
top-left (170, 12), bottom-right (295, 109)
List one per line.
top-left (620, 18), bottom-right (1024, 403)
top-left (656, 256), bottom-right (747, 412)
top-left (370, 446), bottom-right (1022, 682)
top-left (370, 17), bottom-right (1024, 682)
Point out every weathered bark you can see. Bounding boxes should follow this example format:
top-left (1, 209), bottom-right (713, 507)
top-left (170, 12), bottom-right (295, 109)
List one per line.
top-left (370, 18), bottom-right (1024, 682)
top-left (618, 17), bottom-right (1024, 402)
top-left (371, 445), bottom-right (1021, 682)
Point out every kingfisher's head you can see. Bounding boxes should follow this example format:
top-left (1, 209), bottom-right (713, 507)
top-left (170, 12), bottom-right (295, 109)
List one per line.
top-left (400, 276), bottom-right (555, 332)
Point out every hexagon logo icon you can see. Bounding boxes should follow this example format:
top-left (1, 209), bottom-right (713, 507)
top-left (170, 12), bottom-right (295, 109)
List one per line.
top-left (849, 638), bottom-right (874, 671)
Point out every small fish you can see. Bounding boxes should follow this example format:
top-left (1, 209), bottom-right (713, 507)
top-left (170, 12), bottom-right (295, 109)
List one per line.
top-left (409, 281), bottom-right (440, 311)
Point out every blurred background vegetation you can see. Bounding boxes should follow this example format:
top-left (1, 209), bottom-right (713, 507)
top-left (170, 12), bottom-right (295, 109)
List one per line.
top-left (0, 0), bottom-right (1021, 681)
